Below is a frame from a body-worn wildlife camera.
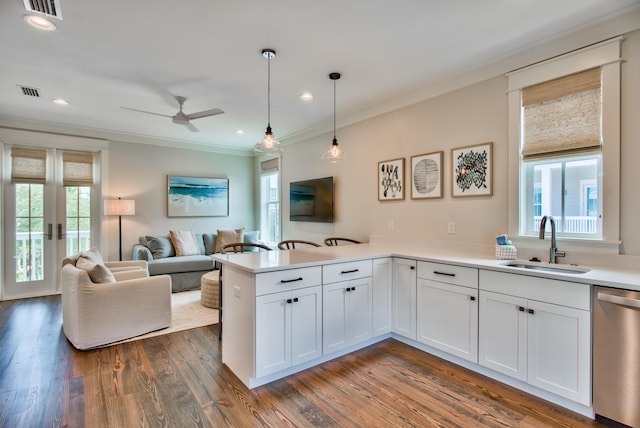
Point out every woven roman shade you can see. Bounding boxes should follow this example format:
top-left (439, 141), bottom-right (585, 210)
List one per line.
top-left (63, 152), bottom-right (94, 186)
top-left (521, 67), bottom-right (601, 160)
top-left (260, 157), bottom-right (279, 175)
top-left (11, 147), bottom-right (47, 183)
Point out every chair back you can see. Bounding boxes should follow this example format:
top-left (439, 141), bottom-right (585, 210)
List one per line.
top-left (324, 237), bottom-right (361, 246)
top-left (221, 242), bottom-right (272, 253)
top-left (277, 239), bottom-right (322, 250)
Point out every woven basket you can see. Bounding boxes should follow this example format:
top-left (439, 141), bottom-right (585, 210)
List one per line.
top-left (495, 245), bottom-right (517, 260)
top-left (200, 271), bottom-right (220, 309)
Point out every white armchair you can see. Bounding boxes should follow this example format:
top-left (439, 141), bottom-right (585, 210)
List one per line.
top-left (61, 258), bottom-right (172, 350)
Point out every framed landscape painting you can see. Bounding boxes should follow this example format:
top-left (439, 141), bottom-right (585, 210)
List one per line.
top-left (167, 175), bottom-right (229, 217)
top-left (411, 151), bottom-right (443, 199)
top-left (451, 142), bottom-right (492, 197)
top-left (378, 158), bottom-right (405, 201)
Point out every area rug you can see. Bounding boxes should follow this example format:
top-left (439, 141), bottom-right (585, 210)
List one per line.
top-left (116, 289), bottom-right (218, 345)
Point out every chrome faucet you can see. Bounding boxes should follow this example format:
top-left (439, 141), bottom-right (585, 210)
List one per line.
top-left (539, 215), bottom-right (566, 264)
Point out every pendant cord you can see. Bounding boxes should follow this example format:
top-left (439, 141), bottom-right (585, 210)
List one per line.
top-left (267, 55), bottom-right (271, 127)
top-left (333, 79), bottom-right (337, 141)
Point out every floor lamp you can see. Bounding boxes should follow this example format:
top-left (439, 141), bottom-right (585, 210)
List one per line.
top-left (105, 198), bottom-right (136, 261)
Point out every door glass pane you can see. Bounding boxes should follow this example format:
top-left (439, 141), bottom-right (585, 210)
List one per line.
top-left (15, 183), bottom-right (45, 282)
top-left (66, 186), bottom-right (91, 256)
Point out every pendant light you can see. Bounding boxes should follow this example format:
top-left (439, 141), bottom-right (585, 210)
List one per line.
top-left (254, 48), bottom-right (283, 154)
top-left (322, 72), bottom-right (347, 163)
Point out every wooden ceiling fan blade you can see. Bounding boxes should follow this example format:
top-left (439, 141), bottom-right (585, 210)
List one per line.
top-left (121, 106), bottom-right (172, 118)
top-left (187, 108), bottom-right (224, 120)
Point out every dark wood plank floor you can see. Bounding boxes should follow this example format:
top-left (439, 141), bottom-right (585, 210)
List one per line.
top-left (0, 295), bottom-right (603, 427)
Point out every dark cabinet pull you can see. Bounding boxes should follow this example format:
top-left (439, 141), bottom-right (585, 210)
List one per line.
top-left (351, 287), bottom-right (356, 291)
top-left (280, 277), bottom-right (303, 283)
top-left (410, 266), bottom-right (415, 270)
top-left (469, 296), bottom-right (476, 301)
top-left (528, 308), bottom-right (535, 315)
top-left (293, 297), bottom-right (299, 303)
top-left (286, 299), bottom-right (293, 304)
top-left (518, 306), bottom-right (525, 312)
top-left (345, 286), bottom-right (356, 292)
top-left (341, 269), bottom-right (359, 274)
top-left (433, 271), bottom-right (455, 277)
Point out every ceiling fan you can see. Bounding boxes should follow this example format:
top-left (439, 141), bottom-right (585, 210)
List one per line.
top-left (122, 96), bottom-right (224, 132)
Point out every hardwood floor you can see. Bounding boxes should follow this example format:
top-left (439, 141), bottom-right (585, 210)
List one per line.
top-left (0, 295), bottom-right (603, 428)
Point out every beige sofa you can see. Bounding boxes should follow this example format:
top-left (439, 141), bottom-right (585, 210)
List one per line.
top-left (61, 253), bottom-right (172, 350)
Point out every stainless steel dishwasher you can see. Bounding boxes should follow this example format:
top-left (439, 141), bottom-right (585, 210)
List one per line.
top-left (593, 286), bottom-right (640, 427)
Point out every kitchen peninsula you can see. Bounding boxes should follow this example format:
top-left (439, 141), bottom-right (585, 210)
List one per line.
top-left (214, 240), bottom-right (640, 419)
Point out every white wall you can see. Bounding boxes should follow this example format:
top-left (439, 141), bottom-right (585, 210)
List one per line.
top-left (280, 29), bottom-right (640, 265)
top-left (105, 141), bottom-right (255, 261)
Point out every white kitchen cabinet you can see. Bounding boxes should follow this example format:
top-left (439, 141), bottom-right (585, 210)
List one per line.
top-left (323, 260), bottom-right (373, 354)
top-left (255, 285), bottom-right (322, 378)
top-left (417, 279), bottom-right (478, 363)
top-left (478, 270), bottom-right (591, 406)
top-left (392, 258), bottom-right (416, 340)
top-left (323, 277), bottom-right (372, 354)
top-left (372, 257), bottom-right (392, 336)
top-left (416, 261), bottom-right (478, 363)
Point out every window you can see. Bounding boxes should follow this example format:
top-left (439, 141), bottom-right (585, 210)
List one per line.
top-left (507, 37), bottom-right (621, 246)
top-left (63, 152), bottom-right (94, 256)
top-left (259, 158), bottom-right (280, 244)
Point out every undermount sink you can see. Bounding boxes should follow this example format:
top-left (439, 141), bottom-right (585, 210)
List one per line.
top-left (500, 260), bottom-right (590, 274)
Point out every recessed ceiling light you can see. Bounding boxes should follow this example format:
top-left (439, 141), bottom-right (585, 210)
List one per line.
top-left (234, 129), bottom-right (245, 135)
top-left (23, 14), bottom-right (56, 31)
top-left (52, 98), bottom-right (68, 105)
top-left (300, 92), bottom-right (313, 101)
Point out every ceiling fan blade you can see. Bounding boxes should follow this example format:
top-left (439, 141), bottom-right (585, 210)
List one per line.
top-left (185, 122), bottom-right (200, 132)
top-left (121, 106), bottom-right (172, 118)
top-left (186, 108), bottom-right (224, 120)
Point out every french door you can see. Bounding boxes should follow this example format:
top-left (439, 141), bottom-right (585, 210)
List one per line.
top-left (2, 146), bottom-right (97, 300)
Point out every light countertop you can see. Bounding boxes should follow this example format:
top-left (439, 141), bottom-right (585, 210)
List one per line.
top-left (213, 242), bottom-right (640, 292)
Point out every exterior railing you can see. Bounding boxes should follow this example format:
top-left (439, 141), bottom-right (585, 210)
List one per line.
top-left (15, 231), bottom-right (90, 282)
top-left (533, 216), bottom-right (598, 234)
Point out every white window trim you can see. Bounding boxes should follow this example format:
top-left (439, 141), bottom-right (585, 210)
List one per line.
top-left (507, 37), bottom-right (622, 253)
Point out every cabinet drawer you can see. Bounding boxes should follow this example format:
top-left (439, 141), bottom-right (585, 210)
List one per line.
top-left (417, 261), bottom-right (478, 288)
top-left (479, 270), bottom-right (590, 310)
top-left (256, 266), bottom-right (322, 296)
top-left (323, 259), bottom-right (373, 284)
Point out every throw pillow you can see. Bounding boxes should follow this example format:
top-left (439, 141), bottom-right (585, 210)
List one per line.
top-left (169, 230), bottom-right (201, 256)
top-left (202, 233), bottom-right (218, 255)
top-left (145, 235), bottom-right (176, 259)
top-left (80, 247), bottom-right (104, 265)
top-left (215, 228), bottom-right (245, 253)
top-left (243, 230), bottom-right (261, 252)
top-left (76, 257), bottom-right (116, 283)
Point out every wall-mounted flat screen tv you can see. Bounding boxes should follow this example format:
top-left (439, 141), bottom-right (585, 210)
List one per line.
top-left (290, 176), bottom-right (334, 223)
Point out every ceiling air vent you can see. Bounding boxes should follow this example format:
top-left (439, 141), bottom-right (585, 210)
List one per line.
top-left (23, 0), bottom-right (62, 19)
top-left (18, 85), bottom-right (41, 98)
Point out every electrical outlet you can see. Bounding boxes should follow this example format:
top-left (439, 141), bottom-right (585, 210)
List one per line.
top-left (388, 220), bottom-right (396, 231)
top-left (447, 222), bottom-right (456, 234)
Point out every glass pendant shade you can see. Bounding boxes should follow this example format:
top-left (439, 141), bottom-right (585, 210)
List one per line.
top-left (254, 49), bottom-right (283, 154)
top-left (255, 125), bottom-right (282, 153)
top-left (322, 138), bottom-right (347, 163)
top-left (323, 72), bottom-right (346, 163)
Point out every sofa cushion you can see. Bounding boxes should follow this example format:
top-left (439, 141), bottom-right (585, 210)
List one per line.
top-left (146, 235), bottom-right (176, 259)
top-left (215, 228), bottom-right (245, 253)
top-left (148, 255), bottom-right (214, 276)
top-left (202, 233), bottom-right (217, 255)
top-left (76, 257), bottom-right (116, 283)
top-left (169, 230), bottom-right (200, 256)
top-left (195, 233), bottom-right (206, 255)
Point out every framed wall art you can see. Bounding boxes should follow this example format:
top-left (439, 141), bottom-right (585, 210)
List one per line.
top-left (378, 158), bottom-right (405, 201)
top-left (451, 142), bottom-right (492, 197)
top-left (167, 175), bottom-right (229, 217)
top-left (411, 151), bottom-right (443, 199)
